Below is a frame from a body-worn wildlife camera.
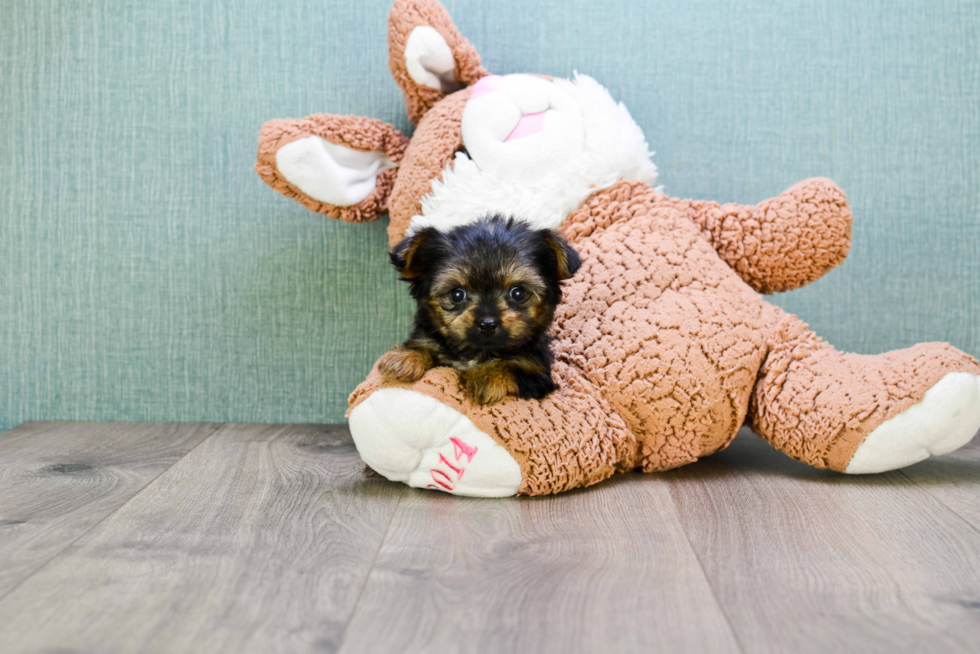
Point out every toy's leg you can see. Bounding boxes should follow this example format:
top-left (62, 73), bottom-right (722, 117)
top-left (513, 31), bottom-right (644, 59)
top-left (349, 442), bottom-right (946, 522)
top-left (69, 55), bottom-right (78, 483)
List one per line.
top-left (347, 360), bottom-right (638, 497)
top-left (749, 303), bottom-right (980, 472)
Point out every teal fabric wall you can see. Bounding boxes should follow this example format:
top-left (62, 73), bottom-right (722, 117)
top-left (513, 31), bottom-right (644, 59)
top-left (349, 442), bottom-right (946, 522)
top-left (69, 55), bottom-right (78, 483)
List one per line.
top-left (2, 0), bottom-right (978, 433)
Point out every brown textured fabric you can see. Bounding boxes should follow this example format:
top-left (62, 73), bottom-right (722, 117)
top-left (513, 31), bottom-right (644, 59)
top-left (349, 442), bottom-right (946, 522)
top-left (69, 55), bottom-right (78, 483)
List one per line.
top-left (386, 89), bottom-right (470, 245)
top-left (350, 360), bottom-right (637, 496)
top-left (349, 179), bottom-right (979, 495)
top-left (255, 114), bottom-right (409, 222)
top-left (387, 0), bottom-right (489, 124)
top-left (750, 304), bottom-right (980, 470)
top-left (680, 177), bottom-right (853, 294)
top-left (558, 183), bottom-right (770, 471)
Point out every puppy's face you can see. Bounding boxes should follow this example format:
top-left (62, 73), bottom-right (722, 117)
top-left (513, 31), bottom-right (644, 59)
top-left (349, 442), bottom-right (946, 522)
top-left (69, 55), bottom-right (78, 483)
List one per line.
top-left (391, 216), bottom-right (581, 355)
top-left (428, 255), bottom-right (547, 352)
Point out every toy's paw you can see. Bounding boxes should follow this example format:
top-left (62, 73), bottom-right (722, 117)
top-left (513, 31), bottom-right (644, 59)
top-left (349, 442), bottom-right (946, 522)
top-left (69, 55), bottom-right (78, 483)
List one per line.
top-left (846, 372), bottom-right (980, 473)
top-left (348, 388), bottom-right (522, 497)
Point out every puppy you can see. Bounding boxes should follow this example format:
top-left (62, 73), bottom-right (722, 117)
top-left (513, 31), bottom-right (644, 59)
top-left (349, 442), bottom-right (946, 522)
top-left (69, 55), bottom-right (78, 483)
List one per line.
top-left (378, 215), bottom-right (581, 405)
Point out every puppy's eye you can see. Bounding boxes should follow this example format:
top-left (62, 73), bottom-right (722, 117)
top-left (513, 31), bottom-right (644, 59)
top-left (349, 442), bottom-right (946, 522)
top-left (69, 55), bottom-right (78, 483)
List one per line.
top-left (449, 287), bottom-right (467, 304)
top-left (509, 286), bottom-right (527, 302)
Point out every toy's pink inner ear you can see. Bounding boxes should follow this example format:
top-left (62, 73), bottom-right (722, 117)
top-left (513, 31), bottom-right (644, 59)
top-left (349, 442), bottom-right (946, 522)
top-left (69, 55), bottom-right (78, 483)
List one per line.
top-left (469, 74), bottom-right (504, 99)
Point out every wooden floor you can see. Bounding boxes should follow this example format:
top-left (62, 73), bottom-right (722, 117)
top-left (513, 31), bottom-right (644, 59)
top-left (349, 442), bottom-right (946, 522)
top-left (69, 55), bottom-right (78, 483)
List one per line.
top-left (1, 423), bottom-right (979, 653)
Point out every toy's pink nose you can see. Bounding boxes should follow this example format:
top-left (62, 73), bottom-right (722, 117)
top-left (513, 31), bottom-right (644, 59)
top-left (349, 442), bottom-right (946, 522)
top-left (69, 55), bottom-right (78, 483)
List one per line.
top-left (469, 74), bottom-right (547, 142)
top-left (505, 111), bottom-right (546, 142)
top-left (470, 74), bottom-right (504, 99)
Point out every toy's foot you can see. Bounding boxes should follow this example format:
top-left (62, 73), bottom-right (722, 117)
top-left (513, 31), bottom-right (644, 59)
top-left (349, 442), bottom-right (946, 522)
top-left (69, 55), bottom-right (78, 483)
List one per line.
top-left (846, 373), bottom-right (980, 473)
top-left (348, 388), bottom-right (522, 497)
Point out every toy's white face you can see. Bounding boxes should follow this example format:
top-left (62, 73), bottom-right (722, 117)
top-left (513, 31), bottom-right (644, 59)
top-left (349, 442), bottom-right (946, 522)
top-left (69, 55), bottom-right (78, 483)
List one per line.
top-left (461, 74), bottom-right (585, 183)
top-left (409, 73), bottom-right (657, 235)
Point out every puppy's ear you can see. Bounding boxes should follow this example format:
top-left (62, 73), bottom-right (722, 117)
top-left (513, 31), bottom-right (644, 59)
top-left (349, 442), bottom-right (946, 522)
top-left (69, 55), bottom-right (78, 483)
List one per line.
top-left (389, 229), bottom-right (434, 279)
top-left (544, 232), bottom-right (582, 281)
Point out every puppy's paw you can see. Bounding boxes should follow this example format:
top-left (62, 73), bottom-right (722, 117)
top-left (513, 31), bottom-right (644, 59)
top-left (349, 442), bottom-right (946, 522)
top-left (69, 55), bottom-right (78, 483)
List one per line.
top-left (462, 363), bottom-right (519, 405)
top-left (378, 347), bottom-right (432, 383)
top-left (516, 372), bottom-right (557, 400)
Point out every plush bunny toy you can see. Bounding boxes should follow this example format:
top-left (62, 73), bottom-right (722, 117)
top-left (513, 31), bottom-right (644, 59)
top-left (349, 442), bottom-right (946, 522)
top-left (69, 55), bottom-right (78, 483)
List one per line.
top-left (256, 0), bottom-right (980, 496)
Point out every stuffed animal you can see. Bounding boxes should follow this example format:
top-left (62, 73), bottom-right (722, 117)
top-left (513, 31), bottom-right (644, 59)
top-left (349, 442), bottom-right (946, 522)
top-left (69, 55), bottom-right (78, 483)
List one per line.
top-left (255, 0), bottom-right (980, 496)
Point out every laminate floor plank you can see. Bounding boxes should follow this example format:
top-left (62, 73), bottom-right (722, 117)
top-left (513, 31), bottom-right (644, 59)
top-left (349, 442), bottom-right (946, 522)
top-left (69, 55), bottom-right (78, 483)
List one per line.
top-left (665, 427), bottom-right (980, 654)
top-left (5, 421), bottom-right (978, 653)
top-left (338, 473), bottom-right (742, 654)
top-left (0, 421), bottom-right (218, 598)
top-left (901, 436), bottom-right (980, 531)
top-left (0, 424), bottom-right (405, 654)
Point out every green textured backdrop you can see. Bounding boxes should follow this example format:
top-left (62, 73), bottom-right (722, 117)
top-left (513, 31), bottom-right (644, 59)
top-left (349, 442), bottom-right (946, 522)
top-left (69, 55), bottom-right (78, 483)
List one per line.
top-left (1, 0), bottom-right (978, 433)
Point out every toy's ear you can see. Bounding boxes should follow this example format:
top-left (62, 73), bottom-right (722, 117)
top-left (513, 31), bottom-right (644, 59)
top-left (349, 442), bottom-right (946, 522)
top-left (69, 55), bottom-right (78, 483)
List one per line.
top-left (388, 0), bottom-right (488, 124)
top-left (255, 114), bottom-right (410, 222)
top-left (544, 232), bottom-right (582, 281)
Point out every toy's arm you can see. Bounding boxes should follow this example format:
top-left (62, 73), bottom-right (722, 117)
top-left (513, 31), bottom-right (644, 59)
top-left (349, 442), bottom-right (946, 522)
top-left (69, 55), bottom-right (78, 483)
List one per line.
top-left (681, 178), bottom-right (852, 294)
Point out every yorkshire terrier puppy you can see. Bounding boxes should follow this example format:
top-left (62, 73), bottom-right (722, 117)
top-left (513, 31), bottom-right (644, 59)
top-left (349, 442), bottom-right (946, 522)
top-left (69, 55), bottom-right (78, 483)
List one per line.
top-left (378, 215), bottom-right (581, 405)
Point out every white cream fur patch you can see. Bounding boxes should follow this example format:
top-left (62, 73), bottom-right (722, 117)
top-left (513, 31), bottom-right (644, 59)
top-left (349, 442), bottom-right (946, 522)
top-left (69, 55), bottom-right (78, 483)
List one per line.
top-left (276, 136), bottom-right (396, 206)
top-left (409, 73), bottom-right (657, 234)
top-left (846, 373), bottom-right (980, 473)
top-left (404, 25), bottom-right (461, 93)
top-left (348, 388), bottom-right (522, 497)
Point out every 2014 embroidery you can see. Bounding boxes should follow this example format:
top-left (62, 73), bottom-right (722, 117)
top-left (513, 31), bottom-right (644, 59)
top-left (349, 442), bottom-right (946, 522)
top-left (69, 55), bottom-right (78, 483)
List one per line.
top-left (428, 436), bottom-right (478, 491)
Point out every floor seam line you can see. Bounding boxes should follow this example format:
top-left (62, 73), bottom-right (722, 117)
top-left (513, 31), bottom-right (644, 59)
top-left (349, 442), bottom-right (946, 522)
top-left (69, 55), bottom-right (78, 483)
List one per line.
top-left (334, 489), bottom-right (406, 652)
top-left (0, 422), bottom-right (226, 605)
top-left (666, 482), bottom-right (748, 654)
top-left (897, 468), bottom-right (980, 538)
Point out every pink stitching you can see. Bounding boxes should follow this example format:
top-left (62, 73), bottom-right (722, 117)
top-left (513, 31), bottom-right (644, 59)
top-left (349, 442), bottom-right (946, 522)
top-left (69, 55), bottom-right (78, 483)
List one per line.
top-left (439, 453), bottom-right (464, 479)
top-left (430, 469), bottom-right (455, 491)
top-left (425, 438), bottom-right (479, 493)
top-left (451, 437), bottom-right (478, 462)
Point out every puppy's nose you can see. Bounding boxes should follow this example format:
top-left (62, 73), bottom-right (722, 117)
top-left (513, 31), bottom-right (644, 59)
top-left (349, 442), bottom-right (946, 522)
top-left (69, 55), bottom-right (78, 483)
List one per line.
top-left (478, 317), bottom-right (499, 334)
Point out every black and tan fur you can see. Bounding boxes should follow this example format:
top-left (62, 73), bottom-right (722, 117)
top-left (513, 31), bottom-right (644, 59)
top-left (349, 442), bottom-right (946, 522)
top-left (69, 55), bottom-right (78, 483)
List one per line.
top-left (378, 215), bottom-right (581, 404)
